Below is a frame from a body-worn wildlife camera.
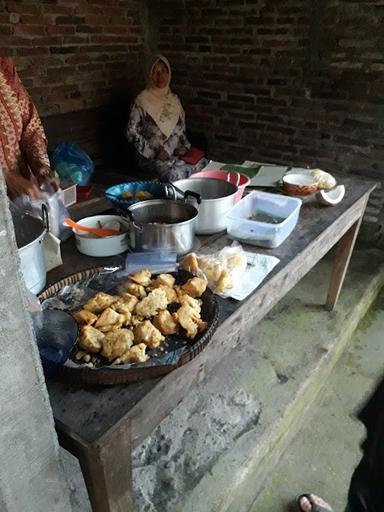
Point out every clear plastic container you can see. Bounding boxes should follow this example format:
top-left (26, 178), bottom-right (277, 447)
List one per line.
top-left (226, 191), bottom-right (302, 248)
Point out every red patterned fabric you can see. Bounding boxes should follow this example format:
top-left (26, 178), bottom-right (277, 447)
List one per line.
top-left (0, 55), bottom-right (49, 182)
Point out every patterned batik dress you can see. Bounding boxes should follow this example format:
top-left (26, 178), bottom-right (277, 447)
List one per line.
top-left (126, 101), bottom-right (206, 182)
top-left (0, 56), bottom-right (50, 183)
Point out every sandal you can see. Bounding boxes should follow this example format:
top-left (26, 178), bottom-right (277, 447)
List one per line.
top-left (296, 493), bottom-right (333, 512)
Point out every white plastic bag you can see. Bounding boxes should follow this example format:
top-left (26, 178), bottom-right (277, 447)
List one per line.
top-left (180, 242), bottom-right (247, 297)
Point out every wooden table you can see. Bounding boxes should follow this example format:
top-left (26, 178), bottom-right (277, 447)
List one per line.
top-left (46, 177), bottom-right (374, 512)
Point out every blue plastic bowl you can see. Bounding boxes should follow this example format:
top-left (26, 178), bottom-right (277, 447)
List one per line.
top-left (105, 181), bottom-right (168, 209)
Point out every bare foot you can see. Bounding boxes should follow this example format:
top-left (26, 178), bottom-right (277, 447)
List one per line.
top-left (298, 494), bottom-right (333, 511)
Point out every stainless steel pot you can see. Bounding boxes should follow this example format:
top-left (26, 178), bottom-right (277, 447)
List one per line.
top-left (127, 199), bottom-right (198, 256)
top-left (171, 178), bottom-right (238, 234)
top-left (12, 206), bottom-right (48, 294)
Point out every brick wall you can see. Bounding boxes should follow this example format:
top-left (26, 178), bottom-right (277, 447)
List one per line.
top-left (1, 0), bottom-right (145, 117)
top-left (151, 0), bottom-right (384, 183)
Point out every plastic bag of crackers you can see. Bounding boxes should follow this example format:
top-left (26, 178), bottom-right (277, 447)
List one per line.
top-left (180, 243), bottom-right (247, 298)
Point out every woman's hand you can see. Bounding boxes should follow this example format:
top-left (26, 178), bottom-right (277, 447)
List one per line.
top-left (5, 173), bottom-right (40, 199)
top-left (174, 146), bottom-right (188, 157)
top-left (156, 146), bottom-right (170, 161)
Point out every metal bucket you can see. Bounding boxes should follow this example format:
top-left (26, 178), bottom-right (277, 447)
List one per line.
top-left (12, 207), bottom-right (48, 294)
top-left (127, 199), bottom-right (198, 256)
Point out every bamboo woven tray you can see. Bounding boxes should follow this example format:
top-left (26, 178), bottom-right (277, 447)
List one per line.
top-left (39, 267), bottom-right (219, 385)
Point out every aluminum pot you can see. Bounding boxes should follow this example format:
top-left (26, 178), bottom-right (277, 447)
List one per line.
top-left (127, 199), bottom-right (198, 256)
top-left (12, 207), bottom-right (48, 294)
top-left (171, 178), bottom-right (238, 234)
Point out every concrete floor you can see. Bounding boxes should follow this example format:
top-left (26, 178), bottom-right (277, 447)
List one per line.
top-left (248, 291), bottom-right (384, 512)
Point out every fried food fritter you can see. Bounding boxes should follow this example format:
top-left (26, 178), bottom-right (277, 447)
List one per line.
top-left (124, 281), bottom-right (147, 299)
top-left (178, 293), bottom-right (202, 312)
top-left (121, 191), bottom-right (133, 200)
top-left (173, 303), bottom-right (207, 339)
top-left (181, 253), bottom-right (199, 275)
top-left (78, 325), bottom-right (105, 353)
top-left (83, 292), bottom-right (117, 314)
top-left (130, 314), bottom-right (144, 327)
top-left (117, 293), bottom-right (139, 311)
top-left (216, 271), bottom-right (232, 293)
top-left (148, 273), bottom-right (176, 289)
top-left (115, 343), bottom-right (147, 364)
top-left (181, 277), bottom-right (207, 298)
top-left (136, 191), bottom-right (152, 201)
top-left (95, 307), bottom-right (125, 330)
top-left (156, 284), bottom-right (178, 304)
top-left (129, 268), bottom-right (152, 287)
top-left (134, 288), bottom-right (168, 318)
top-left (101, 328), bottom-right (134, 361)
top-left (153, 310), bottom-right (179, 335)
top-left (133, 320), bottom-right (165, 348)
top-left (72, 309), bottom-right (98, 326)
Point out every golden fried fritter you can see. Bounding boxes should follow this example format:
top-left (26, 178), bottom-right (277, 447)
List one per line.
top-left (156, 284), bottom-right (178, 304)
top-left (181, 277), bottom-right (207, 298)
top-left (181, 253), bottom-right (199, 275)
top-left (83, 292), bottom-right (117, 314)
top-left (101, 328), bottom-right (134, 361)
top-left (78, 325), bottom-right (105, 353)
top-left (216, 271), bottom-right (232, 293)
top-left (136, 191), bottom-right (152, 201)
top-left (133, 320), bottom-right (165, 348)
top-left (129, 268), bottom-right (152, 287)
top-left (125, 281), bottom-right (147, 299)
top-left (130, 314), bottom-right (144, 327)
top-left (148, 273), bottom-right (176, 289)
top-left (95, 307), bottom-right (125, 330)
top-left (117, 293), bottom-right (139, 311)
top-left (72, 309), bottom-right (98, 326)
top-left (121, 191), bottom-right (133, 200)
top-left (173, 303), bottom-right (206, 339)
top-left (153, 310), bottom-right (179, 335)
top-left (134, 288), bottom-right (168, 318)
top-left (178, 293), bottom-right (202, 312)
top-left (115, 343), bottom-right (147, 364)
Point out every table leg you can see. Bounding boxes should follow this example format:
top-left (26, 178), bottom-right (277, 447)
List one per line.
top-left (325, 208), bottom-right (366, 311)
top-left (76, 424), bottom-right (133, 512)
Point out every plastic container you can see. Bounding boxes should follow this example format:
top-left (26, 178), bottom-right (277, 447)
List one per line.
top-left (226, 191), bottom-right (302, 248)
top-left (190, 169), bottom-right (250, 203)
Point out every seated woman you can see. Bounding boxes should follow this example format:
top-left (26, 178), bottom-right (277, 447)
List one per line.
top-left (0, 54), bottom-right (59, 198)
top-left (126, 55), bottom-right (206, 182)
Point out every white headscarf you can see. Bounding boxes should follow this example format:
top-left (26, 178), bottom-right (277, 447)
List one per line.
top-left (136, 55), bottom-right (183, 139)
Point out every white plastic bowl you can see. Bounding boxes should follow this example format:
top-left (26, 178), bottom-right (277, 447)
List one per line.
top-left (72, 215), bottom-right (130, 257)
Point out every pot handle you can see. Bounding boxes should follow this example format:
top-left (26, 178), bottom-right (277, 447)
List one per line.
top-left (227, 172), bottom-right (241, 187)
top-left (41, 204), bottom-right (49, 232)
top-left (163, 182), bottom-right (201, 205)
top-left (184, 190), bottom-right (201, 206)
top-left (115, 207), bottom-right (142, 232)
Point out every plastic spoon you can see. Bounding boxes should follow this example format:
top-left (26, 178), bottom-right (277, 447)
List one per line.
top-left (64, 218), bottom-right (120, 237)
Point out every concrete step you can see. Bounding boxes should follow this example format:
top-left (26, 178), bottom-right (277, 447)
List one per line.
top-left (178, 247), bottom-right (384, 512)
top-left (247, 288), bottom-right (384, 512)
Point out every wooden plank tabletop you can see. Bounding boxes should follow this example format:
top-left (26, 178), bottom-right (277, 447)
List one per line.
top-left (46, 176), bottom-right (375, 449)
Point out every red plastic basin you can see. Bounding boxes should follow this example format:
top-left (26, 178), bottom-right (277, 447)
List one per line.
top-left (190, 169), bottom-right (251, 203)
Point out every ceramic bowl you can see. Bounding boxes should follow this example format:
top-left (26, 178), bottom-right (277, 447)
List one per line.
top-left (282, 174), bottom-right (318, 196)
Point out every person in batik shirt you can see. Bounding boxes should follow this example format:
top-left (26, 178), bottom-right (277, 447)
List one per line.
top-left (0, 54), bottom-right (59, 198)
top-left (126, 55), bottom-right (206, 182)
